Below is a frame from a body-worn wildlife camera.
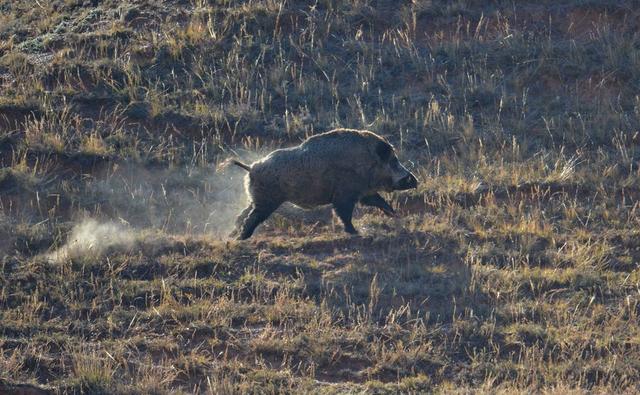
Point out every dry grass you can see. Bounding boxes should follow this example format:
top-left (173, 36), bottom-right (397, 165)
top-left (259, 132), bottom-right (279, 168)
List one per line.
top-left (1, 0), bottom-right (640, 393)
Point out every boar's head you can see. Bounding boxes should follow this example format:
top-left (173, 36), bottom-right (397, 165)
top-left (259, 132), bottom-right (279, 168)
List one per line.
top-left (373, 141), bottom-right (418, 192)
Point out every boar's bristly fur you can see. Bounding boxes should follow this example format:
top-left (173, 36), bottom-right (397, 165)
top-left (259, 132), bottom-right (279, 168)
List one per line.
top-left (230, 128), bottom-right (418, 239)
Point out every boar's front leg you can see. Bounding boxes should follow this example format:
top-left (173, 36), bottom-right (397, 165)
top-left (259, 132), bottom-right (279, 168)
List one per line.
top-left (360, 193), bottom-right (395, 217)
top-left (332, 195), bottom-right (358, 235)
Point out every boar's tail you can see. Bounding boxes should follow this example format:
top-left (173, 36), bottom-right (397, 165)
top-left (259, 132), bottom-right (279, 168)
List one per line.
top-left (217, 158), bottom-right (252, 172)
top-left (229, 159), bottom-right (251, 171)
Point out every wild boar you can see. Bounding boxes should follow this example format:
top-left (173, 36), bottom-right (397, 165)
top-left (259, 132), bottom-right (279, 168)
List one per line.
top-left (229, 128), bottom-right (418, 239)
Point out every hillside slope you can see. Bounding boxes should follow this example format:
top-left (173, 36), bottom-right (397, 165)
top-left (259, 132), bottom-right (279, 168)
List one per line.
top-left (1, 0), bottom-right (640, 393)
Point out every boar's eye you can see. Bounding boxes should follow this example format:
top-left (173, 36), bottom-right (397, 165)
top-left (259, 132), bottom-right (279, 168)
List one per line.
top-left (376, 141), bottom-right (392, 162)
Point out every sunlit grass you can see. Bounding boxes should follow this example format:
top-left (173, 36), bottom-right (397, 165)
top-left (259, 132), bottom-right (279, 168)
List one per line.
top-left (0, 0), bottom-right (639, 393)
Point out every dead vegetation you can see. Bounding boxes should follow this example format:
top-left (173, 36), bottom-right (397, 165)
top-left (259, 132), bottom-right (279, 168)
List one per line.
top-left (1, 0), bottom-right (640, 393)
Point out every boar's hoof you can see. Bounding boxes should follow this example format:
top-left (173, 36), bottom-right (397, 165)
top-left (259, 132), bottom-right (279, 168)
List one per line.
top-left (344, 225), bottom-right (358, 235)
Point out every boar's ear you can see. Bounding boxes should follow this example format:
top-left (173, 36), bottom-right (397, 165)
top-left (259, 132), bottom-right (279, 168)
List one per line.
top-left (375, 141), bottom-right (392, 162)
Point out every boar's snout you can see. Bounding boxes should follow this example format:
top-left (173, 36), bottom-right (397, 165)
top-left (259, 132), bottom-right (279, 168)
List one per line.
top-left (388, 157), bottom-right (418, 191)
top-left (394, 172), bottom-right (418, 190)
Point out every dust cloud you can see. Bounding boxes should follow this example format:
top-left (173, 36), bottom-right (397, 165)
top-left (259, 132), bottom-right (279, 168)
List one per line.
top-left (46, 156), bottom-right (255, 262)
top-left (47, 219), bottom-right (135, 262)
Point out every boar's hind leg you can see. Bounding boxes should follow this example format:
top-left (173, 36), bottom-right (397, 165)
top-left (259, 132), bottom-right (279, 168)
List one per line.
top-left (332, 196), bottom-right (358, 235)
top-left (360, 193), bottom-right (395, 217)
top-left (238, 202), bottom-right (280, 240)
top-left (229, 205), bottom-right (253, 238)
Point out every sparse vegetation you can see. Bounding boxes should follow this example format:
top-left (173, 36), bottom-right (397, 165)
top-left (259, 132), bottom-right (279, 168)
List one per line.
top-left (1, 0), bottom-right (639, 393)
